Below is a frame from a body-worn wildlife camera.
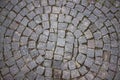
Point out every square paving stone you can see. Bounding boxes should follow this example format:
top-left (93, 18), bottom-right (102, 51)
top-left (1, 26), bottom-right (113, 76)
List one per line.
top-left (1, 67), bottom-right (9, 75)
top-left (71, 69), bottom-right (80, 78)
top-left (58, 30), bottom-right (65, 38)
top-left (90, 64), bottom-right (100, 73)
top-left (58, 22), bottom-right (68, 30)
top-left (95, 49), bottom-right (103, 57)
top-left (45, 68), bottom-right (52, 77)
top-left (58, 14), bottom-right (64, 22)
top-left (84, 29), bottom-right (93, 39)
top-left (50, 21), bottom-right (58, 28)
top-left (68, 60), bottom-right (76, 70)
top-left (27, 11), bottom-right (36, 19)
top-left (52, 6), bottom-right (61, 13)
top-left (27, 61), bottom-right (37, 70)
top-left (79, 66), bottom-right (88, 75)
top-left (48, 0), bottom-right (55, 5)
top-left (54, 69), bottom-right (61, 79)
top-left (36, 66), bottom-right (45, 75)
top-left (76, 53), bottom-right (86, 64)
top-left (54, 55), bottom-right (62, 60)
top-left (62, 70), bottom-right (70, 79)
top-left (39, 34), bottom-right (48, 43)
top-left (44, 6), bottom-right (51, 13)
top-left (37, 42), bottom-right (46, 50)
top-left (16, 58), bottom-right (25, 68)
top-left (84, 57), bottom-right (94, 68)
top-left (44, 60), bottom-right (52, 67)
top-left (42, 21), bottom-right (49, 30)
top-left (55, 47), bottom-right (64, 56)
top-left (57, 38), bottom-right (65, 47)
top-left (50, 14), bottom-right (58, 21)
top-left (53, 60), bottom-right (62, 69)
top-left (64, 15), bottom-right (72, 23)
top-left (10, 65), bottom-right (19, 75)
top-left (42, 14), bottom-right (49, 21)
top-left (65, 43), bottom-right (73, 53)
top-left (6, 57), bottom-right (15, 66)
top-left (61, 7), bottom-right (70, 14)
top-left (45, 51), bottom-right (53, 59)
top-left (49, 33), bottom-right (57, 42)
top-left (46, 41), bottom-right (55, 51)
top-left (87, 48), bottom-right (94, 58)
top-left (36, 55), bottom-right (44, 64)
top-left (41, 0), bottom-right (48, 6)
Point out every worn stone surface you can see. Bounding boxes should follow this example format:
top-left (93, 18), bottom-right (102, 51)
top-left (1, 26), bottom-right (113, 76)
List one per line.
top-left (0, 0), bottom-right (119, 79)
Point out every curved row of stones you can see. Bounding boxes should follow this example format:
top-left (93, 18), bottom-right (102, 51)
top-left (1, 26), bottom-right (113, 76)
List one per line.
top-left (0, 0), bottom-right (120, 80)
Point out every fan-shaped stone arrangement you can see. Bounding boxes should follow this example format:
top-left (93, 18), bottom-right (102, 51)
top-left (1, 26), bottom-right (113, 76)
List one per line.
top-left (0, 0), bottom-right (120, 80)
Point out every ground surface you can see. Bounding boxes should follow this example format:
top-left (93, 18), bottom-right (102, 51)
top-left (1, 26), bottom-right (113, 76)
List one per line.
top-left (0, 0), bottom-right (120, 80)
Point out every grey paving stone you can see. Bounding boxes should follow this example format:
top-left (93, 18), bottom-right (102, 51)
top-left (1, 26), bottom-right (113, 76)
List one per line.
top-left (11, 0), bottom-right (18, 5)
top-left (79, 18), bottom-right (90, 32)
top-left (46, 41), bottom-right (55, 51)
top-left (36, 75), bottom-right (44, 80)
top-left (84, 29), bottom-right (93, 39)
top-left (78, 36), bottom-right (87, 44)
top-left (62, 70), bottom-right (70, 79)
top-left (64, 52), bottom-right (72, 60)
top-left (41, 0), bottom-right (48, 6)
top-left (20, 46), bottom-right (28, 56)
top-left (95, 40), bottom-right (103, 48)
top-left (58, 14), bottom-right (64, 22)
top-left (58, 30), bottom-right (65, 38)
top-left (49, 33), bottom-right (57, 42)
top-left (68, 60), bottom-right (76, 70)
top-left (66, 1), bottom-right (75, 8)
top-left (21, 17), bottom-right (29, 26)
top-left (53, 60), bottom-right (62, 69)
top-left (87, 48), bottom-right (94, 58)
top-left (44, 6), bottom-right (51, 13)
top-left (30, 49), bottom-right (39, 58)
top-left (10, 65), bottom-right (19, 75)
top-left (74, 30), bottom-right (82, 38)
top-left (36, 66), bottom-right (45, 75)
top-left (54, 69), bottom-right (61, 79)
top-left (43, 60), bottom-right (52, 67)
top-left (37, 42), bottom-right (46, 50)
top-left (81, 0), bottom-right (88, 6)
top-left (27, 60), bottom-right (37, 70)
top-left (28, 21), bottom-right (36, 29)
top-left (61, 7), bottom-right (70, 14)
top-left (64, 15), bottom-right (72, 23)
top-left (1, 67), bottom-right (9, 75)
top-left (16, 58), bottom-right (25, 68)
top-left (54, 55), bottom-right (62, 60)
top-left (48, 0), bottom-right (55, 5)
top-left (21, 65), bottom-right (30, 74)
top-left (72, 18), bottom-right (80, 26)
top-left (39, 34), bottom-right (48, 43)
top-left (6, 57), bottom-right (15, 66)
top-left (75, 5), bottom-right (85, 12)
top-left (45, 68), bottom-right (52, 77)
top-left (95, 49), bottom-right (103, 57)
top-left (50, 14), bottom-right (58, 21)
top-left (58, 22), bottom-right (68, 30)
top-left (79, 45), bottom-right (87, 54)
top-left (27, 3), bottom-right (34, 11)
top-left (5, 2), bottom-right (14, 11)
top-left (45, 51), bottom-right (53, 59)
top-left (55, 47), bottom-right (64, 56)
top-left (35, 7), bottom-right (43, 14)
top-left (76, 53), bottom-right (86, 64)
top-left (26, 71), bottom-right (37, 80)
top-left (85, 72), bottom-right (94, 80)
top-left (90, 64), bottom-right (100, 73)
top-left (79, 66), bottom-right (88, 75)
top-left (101, 27), bottom-right (108, 36)
top-left (110, 55), bottom-right (118, 64)
top-left (57, 38), bottom-right (65, 47)
top-left (34, 15), bottom-right (41, 24)
top-left (84, 57), bottom-right (94, 68)
top-left (66, 36), bottom-right (74, 44)
top-left (83, 9), bottom-right (92, 17)
top-left (27, 11), bottom-right (36, 19)
top-left (89, 14), bottom-right (97, 22)
top-left (65, 43), bottom-right (73, 53)
top-left (95, 57), bottom-right (103, 65)
top-left (50, 21), bottom-right (58, 28)
top-left (52, 6), bottom-right (61, 13)
top-left (88, 39), bottom-right (95, 49)
top-left (70, 9), bottom-right (77, 17)
top-left (42, 14), bottom-right (49, 21)
top-left (36, 55), bottom-right (44, 64)
top-left (71, 69), bottom-right (80, 78)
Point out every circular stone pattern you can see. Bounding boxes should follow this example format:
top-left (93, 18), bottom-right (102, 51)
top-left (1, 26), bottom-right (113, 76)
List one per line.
top-left (0, 0), bottom-right (120, 80)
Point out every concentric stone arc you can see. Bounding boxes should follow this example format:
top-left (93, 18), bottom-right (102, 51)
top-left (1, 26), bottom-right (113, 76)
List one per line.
top-left (0, 0), bottom-right (120, 80)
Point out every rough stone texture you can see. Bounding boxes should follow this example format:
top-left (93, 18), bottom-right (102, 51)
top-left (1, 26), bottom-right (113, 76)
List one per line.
top-left (0, 0), bottom-right (119, 79)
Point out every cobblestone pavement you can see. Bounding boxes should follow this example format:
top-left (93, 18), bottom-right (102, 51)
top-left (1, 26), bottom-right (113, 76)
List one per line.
top-left (0, 0), bottom-right (120, 80)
